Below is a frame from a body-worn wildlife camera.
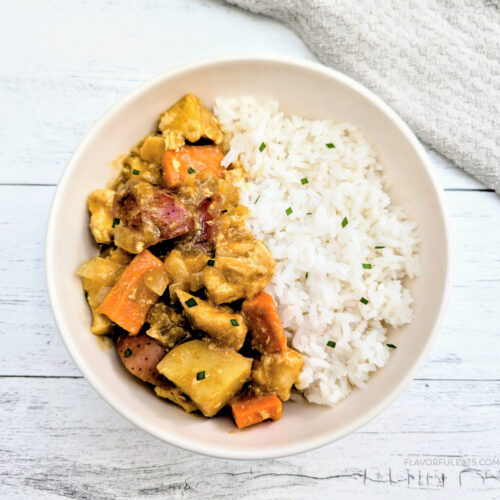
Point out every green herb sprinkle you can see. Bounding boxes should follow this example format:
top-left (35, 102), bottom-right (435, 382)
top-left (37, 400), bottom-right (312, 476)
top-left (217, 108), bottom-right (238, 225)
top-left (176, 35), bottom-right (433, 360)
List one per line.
top-left (341, 217), bottom-right (348, 228)
top-left (207, 259), bottom-right (215, 267)
top-left (185, 298), bottom-right (197, 308)
top-left (259, 142), bottom-right (266, 152)
top-left (286, 207), bottom-right (293, 216)
top-left (230, 319), bottom-right (239, 327)
top-left (124, 349), bottom-right (132, 358)
top-left (327, 340), bottom-right (336, 348)
top-left (360, 297), bottom-right (369, 305)
top-left (132, 169), bottom-right (140, 175)
top-left (362, 263), bottom-right (372, 269)
top-left (187, 167), bottom-right (196, 174)
top-left (326, 142), bottom-right (335, 149)
top-left (301, 177), bottom-right (309, 185)
top-left (196, 371), bottom-right (205, 380)
top-left (112, 218), bottom-right (120, 228)
top-left (386, 343), bottom-right (397, 349)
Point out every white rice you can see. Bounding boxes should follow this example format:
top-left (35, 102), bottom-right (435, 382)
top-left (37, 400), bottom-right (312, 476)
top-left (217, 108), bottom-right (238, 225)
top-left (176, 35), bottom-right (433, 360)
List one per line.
top-left (214, 97), bottom-right (420, 406)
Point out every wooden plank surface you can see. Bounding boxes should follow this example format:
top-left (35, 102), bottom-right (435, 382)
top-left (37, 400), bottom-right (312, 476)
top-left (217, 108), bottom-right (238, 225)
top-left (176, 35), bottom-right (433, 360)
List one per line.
top-left (0, 377), bottom-right (499, 499)
top-left (0, 0), bottom-right (498, 498)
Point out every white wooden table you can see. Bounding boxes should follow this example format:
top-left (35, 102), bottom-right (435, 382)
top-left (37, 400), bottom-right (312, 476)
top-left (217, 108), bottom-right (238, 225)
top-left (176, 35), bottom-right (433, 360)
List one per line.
top-left (1, 1), bottom-right (499, 498)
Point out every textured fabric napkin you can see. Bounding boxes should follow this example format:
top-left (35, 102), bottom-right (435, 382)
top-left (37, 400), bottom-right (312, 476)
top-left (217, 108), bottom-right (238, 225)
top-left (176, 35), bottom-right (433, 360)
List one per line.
top-left (227, 0), bottom-right (500, 192)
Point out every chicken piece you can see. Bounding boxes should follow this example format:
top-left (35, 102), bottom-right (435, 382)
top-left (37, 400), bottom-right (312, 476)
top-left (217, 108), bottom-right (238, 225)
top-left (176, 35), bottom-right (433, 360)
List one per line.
top-left (158, 94), bottom-right (223, 150)
top-left (88, 189), bottom-right (115, 244)
top-left (140, 136), bottom-right (165, 165)
top-left (113, 181), bottom-right (194, 253)
top-left (154, 383), bottom-right (197, 413)
top-left (164, 248), bottom-right (208, 295)
top-left (146, 303), bottom-right (187, 348)
top-left (251, 348), bottom-right (304, 401)
top-left (176, 290), bottom-right (247, 351)
top-left (203, 234), bottom-right (275, 304)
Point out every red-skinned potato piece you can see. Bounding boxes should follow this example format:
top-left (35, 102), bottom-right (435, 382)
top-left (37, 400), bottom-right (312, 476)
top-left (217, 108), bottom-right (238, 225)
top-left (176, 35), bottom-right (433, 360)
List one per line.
top-left (117, 333), bottom-right (166, 385)
top-left (242, 291), bottom-right (287, 353)
top-left (197, 196), bottom-right (222, 248)
top-left (113, 183), bottom-right (194, 252)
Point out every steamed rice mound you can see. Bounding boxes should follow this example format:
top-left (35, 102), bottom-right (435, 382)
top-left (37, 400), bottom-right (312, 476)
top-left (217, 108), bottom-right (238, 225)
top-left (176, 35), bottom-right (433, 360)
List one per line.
top-left (214, 97), bottom-right (420, 406)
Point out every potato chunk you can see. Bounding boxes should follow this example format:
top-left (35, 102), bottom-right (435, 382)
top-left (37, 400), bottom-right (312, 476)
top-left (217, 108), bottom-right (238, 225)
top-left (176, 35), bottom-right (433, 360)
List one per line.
top-left (177, 290), bottom-right (247, 351)
top-left (158, 94), bottom-right (223, 150)
top-left (140, 136), bottom-right (165, 164)
top-left (251, 349), bottom-right (304, 401)
top-left (157, 340), bottom-right (252, 417)
top-left (88, 189), bottom-right (115, 244)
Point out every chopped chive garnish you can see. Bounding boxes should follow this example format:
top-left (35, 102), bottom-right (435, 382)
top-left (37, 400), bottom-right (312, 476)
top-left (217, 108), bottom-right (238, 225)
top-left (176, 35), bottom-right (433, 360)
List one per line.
top-left (341, 217), bottom-right (348, 228)
top-left (326, 340), bottom-right (336, 348)
top-left (185, 298), bottom-right (197, 308)
top-left (84, 290), bottom-right (88, 300)
top-left (132, 169), bottom-right (140, 175)
top-left (112, 218), bottom-right (120, 228)
top-left (187, 167), bottom-right (196, 174)
top-left (230, 319), bottom-right (239, 327)
top-left (124, 348), bottom-right (132, 358)
top-left (301, 177), bottom-right (309, 185)
top-left (386, 343), bottom-right (397, 349)
top-left (360, 297), bottom-right (369, 305)
top-left (196, 370), bottom-right (205, 380)
top-left (306, 212), bottom-right (312, 215)
top-left (254, 195), bottom-right (261, 204)
top-left (305, 272), bottom-right (309, 280)
top-left (375, 246), bottom-right (385, 249)
top-left (326, 142), bottom-right (335, 149)
top-left (207, 259), bottom-right (215, 267)
top-left (286, 207), bottom-right (293, 216)
top-left (221, 209), bottom-right (228, 213)
top-left (362, 263), bottom-right (372, 269)
top-left (259, 142), bottom-right (266, 152)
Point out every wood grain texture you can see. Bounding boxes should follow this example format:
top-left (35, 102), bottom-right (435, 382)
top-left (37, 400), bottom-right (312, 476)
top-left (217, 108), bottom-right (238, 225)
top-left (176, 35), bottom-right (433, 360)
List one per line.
top-left (1, 0), bottom-right (498, 498)
top-left (0, 378), bottom-right (499, 499)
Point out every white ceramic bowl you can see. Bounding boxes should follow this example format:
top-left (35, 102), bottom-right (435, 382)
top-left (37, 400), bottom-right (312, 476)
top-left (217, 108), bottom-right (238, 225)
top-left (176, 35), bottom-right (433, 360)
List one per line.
top-left (46, 55), bottom-right (452, 459)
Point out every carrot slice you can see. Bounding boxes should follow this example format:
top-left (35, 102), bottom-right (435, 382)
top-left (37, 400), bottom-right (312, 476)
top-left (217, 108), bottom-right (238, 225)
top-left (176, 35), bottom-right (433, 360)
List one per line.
top-left (242, 291), bottom-right (287, 353)
top-left (231, 393), bottom-right (283, 429)
top-left (97, 250), bottom-right (163, 335)
top-left (162, 145), bottom-right (224, 189)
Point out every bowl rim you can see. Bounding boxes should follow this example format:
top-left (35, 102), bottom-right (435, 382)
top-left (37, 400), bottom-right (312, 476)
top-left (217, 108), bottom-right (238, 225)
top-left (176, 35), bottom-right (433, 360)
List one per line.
top-left (45, 53), bottom-right (453, 460)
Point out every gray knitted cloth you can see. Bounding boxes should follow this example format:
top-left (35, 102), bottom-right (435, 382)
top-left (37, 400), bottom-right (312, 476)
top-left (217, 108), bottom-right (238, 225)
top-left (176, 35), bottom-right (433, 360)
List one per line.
top-left (227, 0), bottom-right (500, 192)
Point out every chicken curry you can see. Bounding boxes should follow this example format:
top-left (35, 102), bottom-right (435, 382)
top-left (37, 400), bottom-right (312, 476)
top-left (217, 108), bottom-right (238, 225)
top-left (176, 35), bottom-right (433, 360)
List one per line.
top-left (78, 94), bottom-right (303, 428)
